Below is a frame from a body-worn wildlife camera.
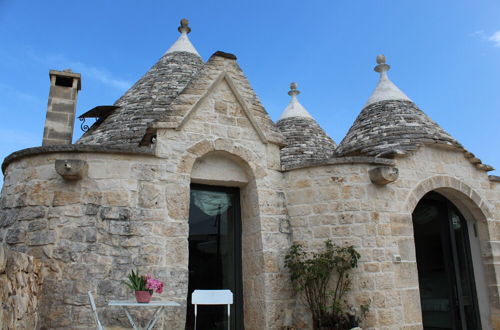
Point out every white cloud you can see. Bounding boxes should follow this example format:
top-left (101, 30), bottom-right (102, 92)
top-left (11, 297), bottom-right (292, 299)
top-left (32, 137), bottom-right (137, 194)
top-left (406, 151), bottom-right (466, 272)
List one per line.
top-left (28, 51), bottom-right (132, 90)
top-left (471, 30), bottom-right (500, 47)
top-left (488, 31), bottom-right (500, 47)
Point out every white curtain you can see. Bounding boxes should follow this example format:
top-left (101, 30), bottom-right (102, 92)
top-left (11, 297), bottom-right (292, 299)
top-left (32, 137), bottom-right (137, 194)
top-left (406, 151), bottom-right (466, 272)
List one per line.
top-left (191, 190), bottom-right (231, 216)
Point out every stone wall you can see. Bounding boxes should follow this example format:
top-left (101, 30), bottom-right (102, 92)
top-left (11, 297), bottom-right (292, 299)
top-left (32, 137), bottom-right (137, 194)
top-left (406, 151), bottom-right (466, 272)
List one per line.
top-left (154, 53), bottom-right (292, 329)
top-left (1, 51), bottom-right (499, 330)
top-left (0, 244), bottom-right (43, 329)
top-left (284, 146), bottom-right (500, 329)
top-left (1, 145), bottom-right (498, 329)
top-left (0, 54), bottom-right (292, 329)
top-left (1, 146), bottom-right (498, 329)
top-left (0, 152), bottom-right (180, 329)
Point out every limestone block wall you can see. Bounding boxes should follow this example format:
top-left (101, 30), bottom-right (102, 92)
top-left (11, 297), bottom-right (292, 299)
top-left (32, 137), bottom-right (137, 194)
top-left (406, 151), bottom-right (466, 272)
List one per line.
top-left (0, 151), bottom-right (190, 329)
top-left (396, 147), bottom-right (500, 330)
top-left (1, 144), bottom-right (497, 330)
top-left (285, 162), bottom-right (397, 329)
top-left (284, 146), bottom-right (499, 330)
top-left (0, 244), bottom-right (44, 329)
top-left (153, 54), bottom-right (293, 329)
top-left (156, 117), bottom-right (291, 327)
top-left (0, 56), bottom-right (294, 329)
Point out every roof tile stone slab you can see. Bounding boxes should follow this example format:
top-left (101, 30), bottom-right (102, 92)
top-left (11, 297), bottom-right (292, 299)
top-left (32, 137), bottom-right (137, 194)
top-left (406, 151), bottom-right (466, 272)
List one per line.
top-left (277, 117), bottom-right (336, 170)
top-left (336, 100), bottom-right (462, 157)
top-left (77, 51), bottom-right (204, 147)
top-left (151, 52), bottom-right (285, 146)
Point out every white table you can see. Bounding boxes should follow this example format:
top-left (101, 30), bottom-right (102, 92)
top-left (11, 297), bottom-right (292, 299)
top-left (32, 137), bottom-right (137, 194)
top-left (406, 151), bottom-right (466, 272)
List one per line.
top-left (108, 300), bottom-right (180, 330)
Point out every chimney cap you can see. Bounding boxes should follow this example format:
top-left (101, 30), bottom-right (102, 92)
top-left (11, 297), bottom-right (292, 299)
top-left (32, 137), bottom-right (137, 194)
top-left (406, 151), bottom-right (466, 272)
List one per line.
top-left (49, 69), bottom-right (82, 90)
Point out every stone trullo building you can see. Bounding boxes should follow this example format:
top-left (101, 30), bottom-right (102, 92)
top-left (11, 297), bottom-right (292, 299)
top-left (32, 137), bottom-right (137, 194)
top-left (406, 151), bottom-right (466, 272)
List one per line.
top-left (0, 19), bottom-right (499, 330)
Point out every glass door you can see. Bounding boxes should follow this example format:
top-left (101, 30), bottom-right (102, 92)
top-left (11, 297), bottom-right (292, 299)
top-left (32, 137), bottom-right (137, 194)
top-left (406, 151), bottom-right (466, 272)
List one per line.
top-left (185, 184), bottom-right (243, 330)
top-left (412, 192), bottom-right (481, 330)
top-left (447, 206), bottom-right (481, 329)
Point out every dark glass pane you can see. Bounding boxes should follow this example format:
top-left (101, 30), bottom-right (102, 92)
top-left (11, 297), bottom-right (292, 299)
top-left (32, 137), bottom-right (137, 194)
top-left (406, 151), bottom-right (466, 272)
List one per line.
top-left (449, 209), bottom-right (481, 330)
top-left (413, 200), bottom-right (454, 329)
top-left (413, 193), bottom-right (482, 330)
top-left (186, 186), bottom-right (241, 330)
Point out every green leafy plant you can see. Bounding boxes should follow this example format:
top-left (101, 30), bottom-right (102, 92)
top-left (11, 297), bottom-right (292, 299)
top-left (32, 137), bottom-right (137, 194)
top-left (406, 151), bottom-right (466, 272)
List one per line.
top-left (123, 270), bottom-right (165, 293)
top-left (123, 269), bottom-right (147, 291)
top-left (284, 240), bottom-right (368, 330)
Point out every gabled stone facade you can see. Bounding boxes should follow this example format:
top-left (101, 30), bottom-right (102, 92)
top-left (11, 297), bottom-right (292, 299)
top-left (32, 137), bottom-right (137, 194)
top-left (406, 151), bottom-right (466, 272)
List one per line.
top-left (0, 19), bottom-right (499, 330)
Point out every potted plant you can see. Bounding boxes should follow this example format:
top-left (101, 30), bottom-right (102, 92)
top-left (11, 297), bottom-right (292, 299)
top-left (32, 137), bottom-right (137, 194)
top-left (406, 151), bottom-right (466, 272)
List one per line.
top-left (284, 240), bottom-right (369, 330)
top-left (123, 269), bottom-right (164, 303)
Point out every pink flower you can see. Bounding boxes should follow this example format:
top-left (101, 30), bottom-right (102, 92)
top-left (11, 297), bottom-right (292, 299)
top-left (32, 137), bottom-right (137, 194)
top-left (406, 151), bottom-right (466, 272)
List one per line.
top-left (145, 275), bottom-right (165, 294)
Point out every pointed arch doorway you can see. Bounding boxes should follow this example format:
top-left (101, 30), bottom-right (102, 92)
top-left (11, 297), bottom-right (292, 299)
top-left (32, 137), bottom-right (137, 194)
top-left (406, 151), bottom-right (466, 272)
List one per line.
top-left (412, 192), bottom-right (482, 329)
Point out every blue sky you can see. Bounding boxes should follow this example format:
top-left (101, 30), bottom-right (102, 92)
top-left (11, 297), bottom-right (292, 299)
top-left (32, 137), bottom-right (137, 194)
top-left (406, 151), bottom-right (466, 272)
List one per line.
top-left (0, 0), bottom-right (499, 177)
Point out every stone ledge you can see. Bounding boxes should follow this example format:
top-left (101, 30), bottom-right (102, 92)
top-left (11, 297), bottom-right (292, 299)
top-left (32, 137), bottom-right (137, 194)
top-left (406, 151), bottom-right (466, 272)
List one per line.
top-left (2, 144), bottom-right (155, 173)
top-left (211, 51), bottom-right (237, 60)
top-left (283, 156), bottom-right (395, 171)
top-left (488, 175), bottom-right (500, 183)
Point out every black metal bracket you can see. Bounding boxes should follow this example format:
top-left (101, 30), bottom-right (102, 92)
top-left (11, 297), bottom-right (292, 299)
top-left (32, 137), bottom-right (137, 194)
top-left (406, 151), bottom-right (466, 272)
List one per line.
top-left (79, 117), bottom-right (95, 132)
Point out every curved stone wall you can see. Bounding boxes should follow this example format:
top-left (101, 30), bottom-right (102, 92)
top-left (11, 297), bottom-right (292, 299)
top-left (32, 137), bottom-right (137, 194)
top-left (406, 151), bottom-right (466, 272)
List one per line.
top-left (0, 151), bottom-right (188, 329)
top-left (284, 146), bottom-right (500, 329)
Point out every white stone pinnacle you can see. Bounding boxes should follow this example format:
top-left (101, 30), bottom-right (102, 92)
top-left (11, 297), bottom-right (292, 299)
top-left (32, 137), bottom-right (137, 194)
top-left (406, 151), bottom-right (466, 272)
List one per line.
top-left (365, 55), bottom-right (411, 107)
top-left (279, 82), bottom-right (314, 120)
top-left (165, 18), bottom-right (201, 57)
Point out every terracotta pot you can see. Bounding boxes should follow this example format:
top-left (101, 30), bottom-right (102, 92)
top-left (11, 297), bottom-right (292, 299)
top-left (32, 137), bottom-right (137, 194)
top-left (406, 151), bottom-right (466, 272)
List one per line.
top-left (135, 290), bottom-right (152, 303)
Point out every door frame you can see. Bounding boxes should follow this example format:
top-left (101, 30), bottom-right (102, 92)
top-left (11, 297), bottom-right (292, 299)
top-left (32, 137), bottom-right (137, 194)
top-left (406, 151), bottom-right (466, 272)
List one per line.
top-left (188, 183), bottom-right (244, 329)
top-left (413, 192), bottom-right (482, 329)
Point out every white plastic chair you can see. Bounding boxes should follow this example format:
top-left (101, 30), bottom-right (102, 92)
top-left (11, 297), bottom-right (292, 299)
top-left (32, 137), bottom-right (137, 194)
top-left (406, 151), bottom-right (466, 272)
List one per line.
top-left (87, 291), bottom-right (105, 330)
top-left (192, 289), bottom-right (233, 330)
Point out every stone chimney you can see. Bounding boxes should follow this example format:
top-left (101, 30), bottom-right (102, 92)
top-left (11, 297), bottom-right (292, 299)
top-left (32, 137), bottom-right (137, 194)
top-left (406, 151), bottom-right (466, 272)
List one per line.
top-left (42, 69), bottom-right (82, 146)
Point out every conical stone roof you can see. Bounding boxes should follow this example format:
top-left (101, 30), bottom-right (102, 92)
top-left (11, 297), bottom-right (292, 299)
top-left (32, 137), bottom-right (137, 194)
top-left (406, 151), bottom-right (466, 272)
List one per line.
top-left (336, 56), bottom-right (462, 158)
top-left (77, 19), bottom-right (203, 147)
top-left (277, 83), bottom-right (336, 169)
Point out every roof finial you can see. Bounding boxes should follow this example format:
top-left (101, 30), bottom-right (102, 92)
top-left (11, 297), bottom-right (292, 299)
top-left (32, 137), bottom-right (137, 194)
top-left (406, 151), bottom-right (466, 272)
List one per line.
top-left (178, 18), bottom-right (191, 34)
top-left (166, 18), bottom-right (200, 56)
top-left (288, 82), bottom-right (300, 97)
top-left (278, 82), bottom-right (313, 120)
top-left (364, 54), bottom-right (411, 106)
top-left (374, 54), bottom-right (390, 74)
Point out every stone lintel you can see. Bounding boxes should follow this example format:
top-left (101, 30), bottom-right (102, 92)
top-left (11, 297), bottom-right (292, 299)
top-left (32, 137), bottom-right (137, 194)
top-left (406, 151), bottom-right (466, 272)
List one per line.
top-left (49, 70), bottom-right (81, 80)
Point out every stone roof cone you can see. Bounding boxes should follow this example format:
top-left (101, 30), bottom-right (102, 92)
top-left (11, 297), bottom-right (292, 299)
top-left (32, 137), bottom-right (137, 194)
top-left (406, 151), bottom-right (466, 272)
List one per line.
top-left (77, 19), bottom-right (203, 147)
top-left (336, 55), bottom-right (462, 158)
top-left (277, 82), bottom-right (336, 169)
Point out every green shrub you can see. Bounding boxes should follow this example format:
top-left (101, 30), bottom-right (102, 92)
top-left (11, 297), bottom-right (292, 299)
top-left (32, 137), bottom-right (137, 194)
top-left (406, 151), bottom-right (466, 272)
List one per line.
top-left (284, 240), bottom-right (369, 330)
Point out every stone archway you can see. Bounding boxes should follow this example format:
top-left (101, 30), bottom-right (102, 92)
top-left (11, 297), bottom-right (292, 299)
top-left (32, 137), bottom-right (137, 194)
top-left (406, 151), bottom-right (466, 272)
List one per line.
top-left (405, 176), bottom-right (492, 221)
top-left (179, 140), bottom-right (269, 329)
top-left (406, 176), bottom-right (496, 329)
